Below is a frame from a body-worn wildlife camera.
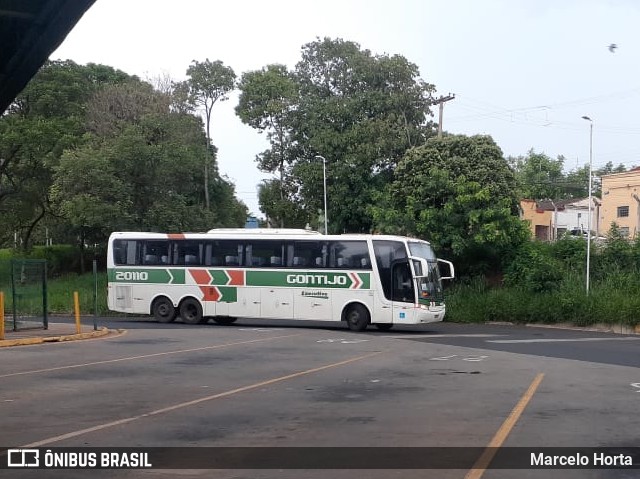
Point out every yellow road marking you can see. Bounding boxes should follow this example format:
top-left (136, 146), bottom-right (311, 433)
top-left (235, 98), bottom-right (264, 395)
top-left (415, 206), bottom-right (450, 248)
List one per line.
top-left (21, 350), bottom-right (384, 447)
top-left (465, 373), bottom-right (545, 479)
top-left (0, 333), bottom-right (301, 378)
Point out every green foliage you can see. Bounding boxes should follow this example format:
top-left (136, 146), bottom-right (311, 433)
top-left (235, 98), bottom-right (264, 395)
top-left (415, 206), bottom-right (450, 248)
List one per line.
top-left (509, 150), bottom-right (567, 199)
top-left (503, 242), bottom-right (564, 292)
top-left (1, 59), bottom-right (247, 252)
top-left (257, 179), bottom-right (309, 228)
top-left (51, 91), bottom-right (246, 236)
top-left (449, 234), bottom-right (640, 326)
top-left (447, 273), bottom-right (640, 326)
top-left (236, 37), bottom-right (435, 233)
top-left (0, 61), bottom-right (136, 249)
top-left (0, 245), bottom-right (101, 277)
top-left (372, 134), bottom-right (529, 275)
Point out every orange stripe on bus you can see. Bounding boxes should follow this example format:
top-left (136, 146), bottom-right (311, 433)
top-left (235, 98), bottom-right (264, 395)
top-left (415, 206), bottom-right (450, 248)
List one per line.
top-left (227, 269), bottom-right (245, 286)
top-left (167, 233), bottom-right (186, 239)
top-left (189, 269), bottom-right (212, 285)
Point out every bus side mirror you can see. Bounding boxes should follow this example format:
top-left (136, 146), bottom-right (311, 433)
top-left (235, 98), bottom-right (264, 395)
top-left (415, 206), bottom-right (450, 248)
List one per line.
top-left (409, 257), bottom-right (429, 277)
top-left (437, 259), bottom-right (455, 280)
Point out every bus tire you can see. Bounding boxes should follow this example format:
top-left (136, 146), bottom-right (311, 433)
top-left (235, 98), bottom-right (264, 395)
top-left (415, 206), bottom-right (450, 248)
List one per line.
top-left (375, 323), bottom-right (393, 331)
top-left (344, 303), bottom-right (370, 331)
top-left (152, 296), bottom-right (176, 323)
top-left (213, 317), bottom-right (237, 326)
top-left (179, 297), bottom-right (204, 325)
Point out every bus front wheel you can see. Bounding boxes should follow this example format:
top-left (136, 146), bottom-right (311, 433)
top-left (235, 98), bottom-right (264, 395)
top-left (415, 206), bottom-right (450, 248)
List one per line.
top-left (152, 296), bottom-right (176, 323)
top-left (179, 298), bottom-right (204, 324)
top-left (344, 303), bottom-right (370, 331)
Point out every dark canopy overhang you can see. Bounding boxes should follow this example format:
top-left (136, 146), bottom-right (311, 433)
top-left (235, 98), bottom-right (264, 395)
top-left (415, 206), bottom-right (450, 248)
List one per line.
top-left (0, 0), bottom-right (96, 113)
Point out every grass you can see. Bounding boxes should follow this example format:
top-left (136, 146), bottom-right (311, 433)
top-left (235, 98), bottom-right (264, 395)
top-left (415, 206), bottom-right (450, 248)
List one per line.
top-left (446, 274), bottom-right (640, 326)
top-left (1, 272), bottom-right (109, 316)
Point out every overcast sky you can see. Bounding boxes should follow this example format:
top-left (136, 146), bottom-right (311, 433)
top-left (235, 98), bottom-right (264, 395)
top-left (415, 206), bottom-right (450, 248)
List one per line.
top-left (51, 0), bottom-right (640, 217)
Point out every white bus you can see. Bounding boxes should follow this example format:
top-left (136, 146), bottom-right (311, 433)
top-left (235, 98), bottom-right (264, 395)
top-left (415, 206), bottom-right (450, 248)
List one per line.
top-left (107, 229), bottom-right (454, 331)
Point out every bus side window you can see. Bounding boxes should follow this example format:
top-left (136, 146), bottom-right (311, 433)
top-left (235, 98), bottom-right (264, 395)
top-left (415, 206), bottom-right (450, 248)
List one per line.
top-left (207, 240), bottom-right (242, 267)
top-left (172, 240), bottom-right (202, 266)
top-left (114, 240), bottom-right (139, 265)
top-left (292, 241), bottom-right (325, 269)
top-left (329, 241), bottom-right (369, 269)
top-left (247, 240), bottom-right (285, 268)
top-left (143, 240), bottom-right (170, 266)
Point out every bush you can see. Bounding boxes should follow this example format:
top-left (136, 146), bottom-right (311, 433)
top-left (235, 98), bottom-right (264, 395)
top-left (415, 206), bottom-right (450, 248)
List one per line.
top-left (0, 244), bottom-right (105, 278)
top-left (503, 242), bottom-right (563, 292)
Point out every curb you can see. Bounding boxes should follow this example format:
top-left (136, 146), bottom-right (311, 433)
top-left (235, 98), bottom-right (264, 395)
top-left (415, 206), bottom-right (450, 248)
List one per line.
top-left (486, 321), bottom-right (640, 335)
top-left (0, 327), bottom-right (111, 348)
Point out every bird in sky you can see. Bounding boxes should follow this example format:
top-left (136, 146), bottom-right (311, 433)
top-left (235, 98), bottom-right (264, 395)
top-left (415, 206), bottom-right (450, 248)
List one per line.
top-left (608, 43), bottom-right (618, 53)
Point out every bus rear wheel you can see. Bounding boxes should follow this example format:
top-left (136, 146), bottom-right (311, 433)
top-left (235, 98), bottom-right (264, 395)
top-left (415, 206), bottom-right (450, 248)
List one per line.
top-left (345, 303), bottom-right (370, 332)
top-left (152, 297), bottom-right (176, 323)
top-left (179, 298), bottom-right (204, 325)
top-left (213, 317), bottom-right (237, 326)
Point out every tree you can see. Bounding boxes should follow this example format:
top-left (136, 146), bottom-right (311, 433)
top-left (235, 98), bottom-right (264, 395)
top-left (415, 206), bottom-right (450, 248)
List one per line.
top-left (236, 37), bottom-right (435, 233)
top-left (509, 150), bottom-right (566, 200)
top-left (257, 178), bottom-right (308, 228)
top-left (372, 134), bottom-right (529, 275)
top-left (592, 161), bottom-right (626, 198)
top-left (50, 77), bottom-right (247, 264)
top-left (292, 38), bottom-right (435, 233)
top-left (0, 60), bottom-right (131, 249)
top-left (181, 59), bottom-right (236, 209)
top-left (236, 64), bottom-right (299, 227)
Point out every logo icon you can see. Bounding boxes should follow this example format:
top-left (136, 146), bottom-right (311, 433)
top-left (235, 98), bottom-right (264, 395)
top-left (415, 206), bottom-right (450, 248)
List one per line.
top-left (7, 449), bottom-right (39, 468)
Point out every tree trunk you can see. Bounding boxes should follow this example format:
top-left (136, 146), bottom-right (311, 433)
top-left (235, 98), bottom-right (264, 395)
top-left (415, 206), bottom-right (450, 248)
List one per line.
top-left (204, 161), bottom-right (210, 210)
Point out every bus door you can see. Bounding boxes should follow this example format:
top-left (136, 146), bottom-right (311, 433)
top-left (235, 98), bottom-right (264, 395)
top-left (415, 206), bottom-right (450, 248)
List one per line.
top-left (390, 259), bottom-right (416, 321)
top-left (373, 240), bottom-right (415, 323)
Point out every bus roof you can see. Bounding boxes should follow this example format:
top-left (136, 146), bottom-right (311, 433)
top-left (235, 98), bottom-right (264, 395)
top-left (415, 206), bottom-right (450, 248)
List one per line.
top-left (206, 228), bottom-right (321, 235)
top-left (108, 231), bottom-right (431, 245)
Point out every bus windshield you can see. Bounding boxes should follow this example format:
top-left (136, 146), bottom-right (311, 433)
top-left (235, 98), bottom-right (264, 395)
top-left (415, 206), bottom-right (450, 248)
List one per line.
top-left (408, 242), bottom-right (443, 303)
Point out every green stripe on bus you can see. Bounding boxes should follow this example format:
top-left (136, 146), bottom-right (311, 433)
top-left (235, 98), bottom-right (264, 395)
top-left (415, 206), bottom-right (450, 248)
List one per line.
top-left (218, 286), bottom-right (237, 302)
top-left (108, 268), bottom-right (173, 283)
top-left (245, 271), bottom-right (370, 289)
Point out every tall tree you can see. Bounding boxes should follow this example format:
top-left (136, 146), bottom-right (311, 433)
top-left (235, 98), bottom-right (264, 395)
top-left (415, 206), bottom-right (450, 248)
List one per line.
top-left (236, 64), bottom-right (298, 226)
top-left (0, 60), bottom-right (130, 249)
top-left (293, 38), bottom-right (435, 233)
top-left (181, 59), bottom-right (236, 209)
top-left (236, 37), bottom-right (435, 233)
top-left (52, 81), bottom-right (247, 255)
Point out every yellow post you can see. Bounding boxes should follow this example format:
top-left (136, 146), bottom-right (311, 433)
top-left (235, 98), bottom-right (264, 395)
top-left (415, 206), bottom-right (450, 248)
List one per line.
top-left (73, 291), bottom-right (81, 334)
top-left (0, 291), bottom-right (5, 340)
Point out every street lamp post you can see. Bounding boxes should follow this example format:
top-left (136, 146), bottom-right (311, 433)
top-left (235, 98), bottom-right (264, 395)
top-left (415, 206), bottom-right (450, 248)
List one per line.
top-left (581, 116), bottom-right (593, 294)
top-left (314, 155), bottom-right (328, 234)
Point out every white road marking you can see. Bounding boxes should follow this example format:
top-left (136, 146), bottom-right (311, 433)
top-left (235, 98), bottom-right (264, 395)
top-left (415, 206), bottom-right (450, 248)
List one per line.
top-left (487, 337), bottom-right (640, 344)
top-left (384, 334), bottom-right (501, 339)
top-left (0, 334), bottom-right (301, 379)
top-left (238, 328), bottom-right (283, 332)
top-left (429, 355), bottom-right (458, 361)
top-left (631, 383), bottom-right (640, 392)
top-left (463, 356), bottom-right (489, 362)
top-left (316, 338), bottom-right (369, 344)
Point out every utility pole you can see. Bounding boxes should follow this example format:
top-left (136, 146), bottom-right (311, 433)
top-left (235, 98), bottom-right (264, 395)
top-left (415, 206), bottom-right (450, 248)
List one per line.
top-left (432, 93), bottom-right (455, 137)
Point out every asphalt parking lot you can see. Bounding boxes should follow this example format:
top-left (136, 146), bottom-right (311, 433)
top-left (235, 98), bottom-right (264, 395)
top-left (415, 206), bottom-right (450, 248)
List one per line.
top-left (2, 318), bottom-right (639, 479)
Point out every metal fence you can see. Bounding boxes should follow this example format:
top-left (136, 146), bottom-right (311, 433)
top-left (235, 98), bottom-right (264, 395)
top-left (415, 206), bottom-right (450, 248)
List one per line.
top-left (0, 259), bottom-right (48, 331)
